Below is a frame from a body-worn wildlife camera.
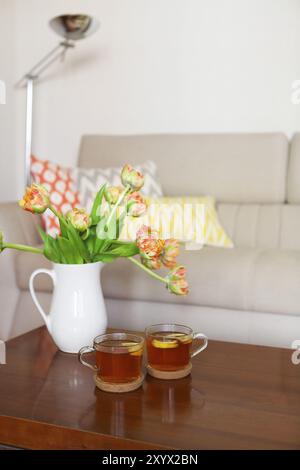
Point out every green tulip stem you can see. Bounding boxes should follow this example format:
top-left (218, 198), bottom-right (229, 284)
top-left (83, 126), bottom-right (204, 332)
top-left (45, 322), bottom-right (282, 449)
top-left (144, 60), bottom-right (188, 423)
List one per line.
top-left (49, 204), bottom-right (63, 221)
top-left (2, 243), bottom-right (43, 255)
top-left (49, 204), bottom-right (70, 230)
top-left (104, 185), bottom-right (131, 232)
top-left (129, 256), bottom-right (168, 284)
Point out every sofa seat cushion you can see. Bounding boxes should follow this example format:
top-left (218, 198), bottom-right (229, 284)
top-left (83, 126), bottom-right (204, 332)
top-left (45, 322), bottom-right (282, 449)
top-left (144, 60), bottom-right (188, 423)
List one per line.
top-left (15, 247), bottom-right (300, 316)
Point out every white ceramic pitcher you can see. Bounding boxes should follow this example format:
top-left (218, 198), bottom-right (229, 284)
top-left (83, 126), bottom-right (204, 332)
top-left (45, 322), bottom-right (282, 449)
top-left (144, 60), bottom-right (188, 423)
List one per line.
top-left (29, 262), bottom-right (107, 353)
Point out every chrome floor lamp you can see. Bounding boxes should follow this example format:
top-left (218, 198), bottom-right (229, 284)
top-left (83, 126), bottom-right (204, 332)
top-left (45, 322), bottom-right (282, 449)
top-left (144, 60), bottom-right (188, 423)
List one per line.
top-left (16, 14), bottom-right (99, 187)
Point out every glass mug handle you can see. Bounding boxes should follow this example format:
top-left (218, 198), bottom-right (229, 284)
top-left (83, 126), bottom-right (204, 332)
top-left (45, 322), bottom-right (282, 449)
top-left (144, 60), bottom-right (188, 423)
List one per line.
top-left (78, 346), bottom-right (99, 371)
top-left (191, 333), bottom-right (208, 358)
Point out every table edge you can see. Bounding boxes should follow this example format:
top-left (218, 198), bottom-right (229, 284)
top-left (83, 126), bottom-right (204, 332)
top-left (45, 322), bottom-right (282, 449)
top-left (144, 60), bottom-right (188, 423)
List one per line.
top-left (0, 415), bottom-right (172, 450)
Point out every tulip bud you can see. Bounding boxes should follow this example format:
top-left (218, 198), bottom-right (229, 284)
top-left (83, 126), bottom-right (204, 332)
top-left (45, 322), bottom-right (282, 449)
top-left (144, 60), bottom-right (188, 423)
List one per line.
top-left (166, 265), bottom-right (189, 295)
top-left (66, 208), bottom-right (91, 232)
top-left (126, 192), bottom-right (147, 217)
top-left (166, 265), bottom-right (186, 280)
top-left (19, 184), bottom-right (50, 214)
top-left (160, 239), bottom-right (180, 268)
top-left (104, 186), bottom-right (123, 205)
top-left (167, 278), bottom-right (189, 296)
top-left (121, 164), bottom-right (144, 191)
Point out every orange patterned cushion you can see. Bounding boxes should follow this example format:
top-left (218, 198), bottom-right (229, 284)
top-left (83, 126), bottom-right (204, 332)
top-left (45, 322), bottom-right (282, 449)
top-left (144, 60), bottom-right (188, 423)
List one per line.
top-left (31, 155), bottom-right (81, 237)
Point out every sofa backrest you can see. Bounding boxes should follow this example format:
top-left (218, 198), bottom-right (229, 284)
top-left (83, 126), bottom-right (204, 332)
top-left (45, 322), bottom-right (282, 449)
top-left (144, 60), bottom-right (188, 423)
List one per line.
top-left (78, 133), bottom-right (288, 204)
top-left (78, 133), bottom-right (300, 250)
top-left (218, 203), bottom-right (300, 250)
top-left (288, 133), bottom-right (300, 204)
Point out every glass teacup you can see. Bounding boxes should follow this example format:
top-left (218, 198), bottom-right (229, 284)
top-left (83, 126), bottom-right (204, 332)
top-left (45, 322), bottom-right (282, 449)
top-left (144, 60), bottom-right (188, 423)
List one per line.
top-left (78, 333), bottom-right (144, 384)
top-left (145, 324), bottom-right (208, 372)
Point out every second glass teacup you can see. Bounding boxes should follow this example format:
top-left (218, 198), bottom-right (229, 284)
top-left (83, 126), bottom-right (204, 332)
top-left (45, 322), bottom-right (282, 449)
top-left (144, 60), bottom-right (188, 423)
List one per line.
top-left (145, 324), bottom-right (208, 378)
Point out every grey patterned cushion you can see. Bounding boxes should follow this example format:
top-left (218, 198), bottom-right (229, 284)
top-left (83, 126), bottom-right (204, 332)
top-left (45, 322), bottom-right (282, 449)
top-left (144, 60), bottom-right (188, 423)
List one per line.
top-left (73, 160), bottom-right (163, 211)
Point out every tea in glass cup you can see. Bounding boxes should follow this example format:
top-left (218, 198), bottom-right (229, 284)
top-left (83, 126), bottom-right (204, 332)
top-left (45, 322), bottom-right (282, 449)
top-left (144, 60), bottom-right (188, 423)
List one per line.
top-left (78, 333), bottom-right (144, 388)
top-left (146, 324), bottom-right (208, 377)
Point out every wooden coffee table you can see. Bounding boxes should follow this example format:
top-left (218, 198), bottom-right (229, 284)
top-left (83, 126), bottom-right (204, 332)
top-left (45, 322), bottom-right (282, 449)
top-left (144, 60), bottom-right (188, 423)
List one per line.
top-left (0, 326), bottom-right (300, 450)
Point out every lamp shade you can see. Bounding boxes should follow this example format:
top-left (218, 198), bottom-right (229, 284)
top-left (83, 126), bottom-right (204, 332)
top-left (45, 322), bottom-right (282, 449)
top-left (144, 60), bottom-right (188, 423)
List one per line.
top-left (49, 14), bottom-right (99, 41)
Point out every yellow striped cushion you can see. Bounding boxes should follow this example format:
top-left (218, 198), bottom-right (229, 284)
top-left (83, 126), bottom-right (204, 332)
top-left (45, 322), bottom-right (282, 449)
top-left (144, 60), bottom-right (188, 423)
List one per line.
top-left (119, 196), bottom-right (233, 249)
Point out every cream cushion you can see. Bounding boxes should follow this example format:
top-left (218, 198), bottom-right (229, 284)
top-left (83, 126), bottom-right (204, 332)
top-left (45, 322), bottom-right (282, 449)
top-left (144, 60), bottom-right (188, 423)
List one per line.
top-left (119, 196), bottom-right (233, 248)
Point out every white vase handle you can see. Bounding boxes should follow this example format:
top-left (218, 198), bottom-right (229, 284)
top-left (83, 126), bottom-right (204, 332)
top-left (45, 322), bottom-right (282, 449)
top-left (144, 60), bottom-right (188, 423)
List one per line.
top-left (29, 268), bottom-right (56, 333)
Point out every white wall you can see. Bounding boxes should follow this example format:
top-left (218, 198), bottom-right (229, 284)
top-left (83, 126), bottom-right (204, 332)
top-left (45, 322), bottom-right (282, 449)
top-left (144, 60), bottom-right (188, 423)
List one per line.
top-left (1, 0), bottom-right (300, 201)
top-left (0, 0), bottom-right (17, 200)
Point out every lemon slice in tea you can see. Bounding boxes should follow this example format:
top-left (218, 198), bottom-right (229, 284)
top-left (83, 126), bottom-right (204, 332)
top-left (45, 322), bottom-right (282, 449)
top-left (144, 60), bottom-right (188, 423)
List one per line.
top-left (121, 342), bottom-right (143, 356)
top-left (152, 338), bottom-right (178, 349)
top-left (165, 333), bottom-right (192, 345)
top-left (129, 349), bottom-right (143, 356)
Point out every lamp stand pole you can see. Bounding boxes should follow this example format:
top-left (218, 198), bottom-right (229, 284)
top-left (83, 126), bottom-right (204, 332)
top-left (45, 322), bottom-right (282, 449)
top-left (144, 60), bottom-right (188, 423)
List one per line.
top-left (25, 77), bottom-right (34, 187)
top-left (17, 41), bottom-right (75, 187)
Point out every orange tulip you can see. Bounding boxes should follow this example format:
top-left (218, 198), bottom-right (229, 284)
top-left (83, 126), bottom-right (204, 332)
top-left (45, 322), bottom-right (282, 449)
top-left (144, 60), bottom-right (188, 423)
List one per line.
top-left (136, 225), bottom-right (164, 260)
top-left (19, 184), bottom-right (50, 214)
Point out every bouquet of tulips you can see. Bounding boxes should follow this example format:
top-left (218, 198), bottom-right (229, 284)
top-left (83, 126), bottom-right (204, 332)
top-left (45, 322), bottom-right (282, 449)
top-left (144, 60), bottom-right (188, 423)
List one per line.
top-left (0, 164), bottom-right (189, 296)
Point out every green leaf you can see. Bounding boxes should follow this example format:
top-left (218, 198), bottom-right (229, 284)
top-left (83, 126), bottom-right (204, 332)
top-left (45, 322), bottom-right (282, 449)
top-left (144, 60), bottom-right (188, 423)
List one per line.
top-left (57, 237), bottom-right (83, 264)
top-left (38, 220), bottom-right (89, 264)
top-left (59, 217), bottom-right (69, 238)
top-left (81, 228), bottom-right (89, 241)
top-left (105, 242), bottom-right (139, 257)
top-left (64, 220), bottom-right (91, 263)
top-left (90, 184), bottom-right (107, 224)
top-left (116, 212), bottom-right (126, 240)
top-left (100, 239), bottom-right (113, 253)
top-left (94, 217), bottom-right (114, 255)
top-left (85, 225), bottom-right (111, 258)
top-left (85, 226), bottom-right (97, 255)
top-left (93, 237), bottom-right (106, 256)
top-left (93, 253), bottom-right (117, 263)
top-left (36, 225), bottom-right (61, 263)
top-left (43, 237), bottom-right (61, 263)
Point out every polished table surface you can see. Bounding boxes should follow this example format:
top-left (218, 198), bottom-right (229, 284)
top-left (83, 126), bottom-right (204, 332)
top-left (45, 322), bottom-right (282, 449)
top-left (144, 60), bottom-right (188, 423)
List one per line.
top-left (0, 327), bottom-right (300, 449)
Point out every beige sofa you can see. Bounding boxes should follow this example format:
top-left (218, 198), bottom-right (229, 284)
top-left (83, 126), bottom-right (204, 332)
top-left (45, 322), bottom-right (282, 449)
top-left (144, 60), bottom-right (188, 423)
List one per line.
top-left (1, 133), bottom-right (300, 348)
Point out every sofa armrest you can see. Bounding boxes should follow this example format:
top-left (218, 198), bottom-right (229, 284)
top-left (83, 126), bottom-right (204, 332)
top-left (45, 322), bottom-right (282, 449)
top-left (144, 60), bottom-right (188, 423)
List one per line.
top-left (0, 201), bottom-right (40, 246)
top-left (0, 202), bottom-right (41, 340)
